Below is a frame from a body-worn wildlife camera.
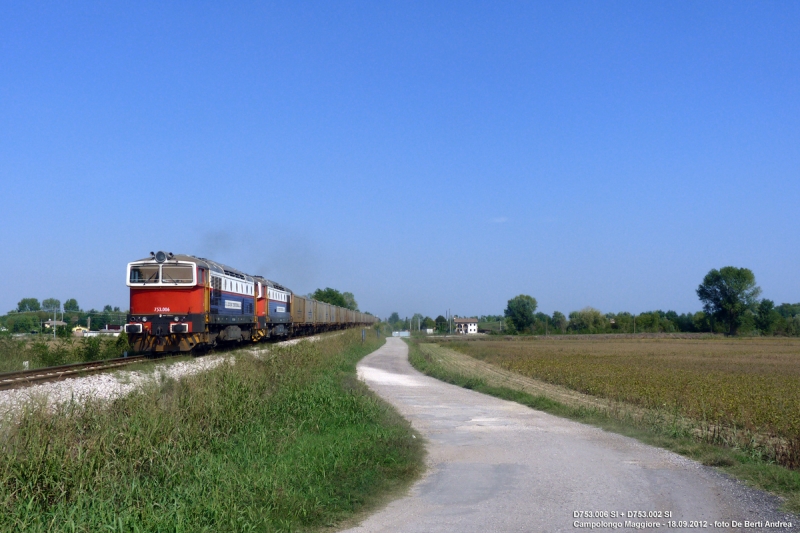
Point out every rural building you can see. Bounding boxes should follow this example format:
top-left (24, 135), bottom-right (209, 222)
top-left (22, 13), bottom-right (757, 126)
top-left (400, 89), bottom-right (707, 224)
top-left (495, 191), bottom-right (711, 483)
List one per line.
top-left (43, 319), bottom-right (67, 329)
top-left (454, 317), bottom-right (478, 334)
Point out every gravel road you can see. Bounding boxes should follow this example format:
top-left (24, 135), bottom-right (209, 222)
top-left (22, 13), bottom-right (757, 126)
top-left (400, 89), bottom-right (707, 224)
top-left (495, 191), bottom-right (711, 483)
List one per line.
top-left (344, 337), bottom-right (797, 533)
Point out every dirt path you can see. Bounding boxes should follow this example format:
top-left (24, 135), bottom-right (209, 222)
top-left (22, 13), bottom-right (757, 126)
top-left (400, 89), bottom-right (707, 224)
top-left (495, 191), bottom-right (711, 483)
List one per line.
top-left (342, 338), bottom-right (796, 533)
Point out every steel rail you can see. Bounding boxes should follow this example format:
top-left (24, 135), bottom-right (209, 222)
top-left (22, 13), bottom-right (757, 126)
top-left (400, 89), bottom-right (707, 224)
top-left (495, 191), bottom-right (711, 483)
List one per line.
top-left (0, 356), bottom-right (149, 391)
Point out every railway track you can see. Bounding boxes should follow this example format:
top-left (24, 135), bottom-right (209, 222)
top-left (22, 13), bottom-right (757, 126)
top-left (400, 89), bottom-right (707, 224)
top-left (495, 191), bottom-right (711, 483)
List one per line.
top-left (0, 356), bottom-right (150, 391)
top-left (0, 330), bottom-right (349, 392)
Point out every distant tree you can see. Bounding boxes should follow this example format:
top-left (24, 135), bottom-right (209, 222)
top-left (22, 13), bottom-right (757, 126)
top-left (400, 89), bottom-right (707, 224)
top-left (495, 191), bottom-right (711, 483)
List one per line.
top-left (422, 316), bottom-right (435, 329)
top-left (411, 313), bottom-right (424, 330)
top-left (434, 315), bottom-right (447, 332)
top-left (775, 303), bottom-right (800, 319)
top-left (755, 299), bottom-right (780, 334)
top-left (609, 312), bottom-right (633, 332)
top-left (342, 292), bottom-right (359, 311)
top-left (551, 311), bottom-right (567, 333)
top-left (17, 298), bottom-right (41, 312)
top-left (388, 312), bottom-right (401, 325)
top-left (503, 317), bottom-right (517, 334)
top-left (672, 312), bottom-right (696, 332)
top-left (697, 267), bottom-right (761, 336)
top-left (42, 298), bottom-right (61, 313)
top-left (504, 295), bottom-right (538, 333)
top-left (8, 314), bottom-right (38, 333)
top-left (64, 298), bottom-right (80, 312)
top-left (690, 311), bottom-right (710, 333)
top-left (568, 307), bottom-right (606, 333)
top-left (311, 288), bottom-right (348, 308)
top-left (103, 304), bottom-right (114, 313)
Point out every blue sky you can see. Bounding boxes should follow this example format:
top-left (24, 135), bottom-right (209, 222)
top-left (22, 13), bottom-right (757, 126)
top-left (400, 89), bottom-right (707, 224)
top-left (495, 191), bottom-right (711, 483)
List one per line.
top-left (1, 1), bottom-right (798, 320)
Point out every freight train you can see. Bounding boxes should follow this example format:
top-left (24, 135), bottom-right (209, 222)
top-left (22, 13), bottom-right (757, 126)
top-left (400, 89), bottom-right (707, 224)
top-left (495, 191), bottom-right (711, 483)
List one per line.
top-left (124, 251), bottom-right (377, 353)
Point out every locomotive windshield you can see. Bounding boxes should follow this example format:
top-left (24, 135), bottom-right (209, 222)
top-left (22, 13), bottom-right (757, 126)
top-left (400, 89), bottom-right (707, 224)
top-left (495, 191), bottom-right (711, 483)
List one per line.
top-left (161, 265), bottom-right (193, 284)
top-left (129, 264), bottom-right (159, 284)
top-left (127, 262), bottom-right (196, 286)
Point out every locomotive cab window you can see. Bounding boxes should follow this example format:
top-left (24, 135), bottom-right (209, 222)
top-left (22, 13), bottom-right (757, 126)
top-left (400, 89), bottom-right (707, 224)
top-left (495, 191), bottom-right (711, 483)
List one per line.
top-left (127, 262), bottom-right (196, 286)
top-left (129, 265), bottom-right (159, 284)
top-left (162, 265), bottom-right (194, 284)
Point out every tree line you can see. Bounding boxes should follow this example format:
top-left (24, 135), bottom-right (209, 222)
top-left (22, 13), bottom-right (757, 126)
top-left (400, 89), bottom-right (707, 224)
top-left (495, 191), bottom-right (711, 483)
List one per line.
top-left (1, 298), bottom-right (126, 335)
top-left (309, 288), bottom-right (359, 311)
top-left (496, 267), bottom-right (800, 336)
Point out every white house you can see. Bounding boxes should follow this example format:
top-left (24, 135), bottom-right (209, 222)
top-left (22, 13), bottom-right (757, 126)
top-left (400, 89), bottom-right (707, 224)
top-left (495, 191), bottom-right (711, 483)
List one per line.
top-left (454, 317), bottom-right (478, 335)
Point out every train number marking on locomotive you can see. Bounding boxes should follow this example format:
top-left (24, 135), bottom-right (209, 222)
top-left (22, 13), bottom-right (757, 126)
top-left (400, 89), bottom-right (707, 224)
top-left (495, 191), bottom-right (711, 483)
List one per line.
top-left (154, 307), bottom-right (171, 312)
top-left (225, 300), bottom-right (242, 310)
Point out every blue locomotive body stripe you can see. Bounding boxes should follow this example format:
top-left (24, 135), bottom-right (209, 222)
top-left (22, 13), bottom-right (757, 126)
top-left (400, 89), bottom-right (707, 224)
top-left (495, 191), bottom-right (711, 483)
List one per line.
top-left (268, 301), bottom-right (288, 315)
top-left (211, 291), bottom-right (255, 315)
top-left (267, 300), bottom-right (291, 322)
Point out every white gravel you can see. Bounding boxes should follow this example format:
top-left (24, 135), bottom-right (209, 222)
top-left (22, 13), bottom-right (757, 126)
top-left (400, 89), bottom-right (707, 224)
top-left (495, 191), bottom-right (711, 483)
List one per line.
top-left (0, 333), bottom-right (332, 422)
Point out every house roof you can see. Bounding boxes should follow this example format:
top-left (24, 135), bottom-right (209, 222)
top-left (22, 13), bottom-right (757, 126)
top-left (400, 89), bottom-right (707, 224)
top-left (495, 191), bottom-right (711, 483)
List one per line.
top-left (453, 318), bottom-right (478, 323)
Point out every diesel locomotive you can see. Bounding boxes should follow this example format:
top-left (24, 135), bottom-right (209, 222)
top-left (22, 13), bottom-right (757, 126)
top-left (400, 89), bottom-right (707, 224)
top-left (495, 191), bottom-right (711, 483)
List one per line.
top-left (125, 251), bottom-right (377, 353)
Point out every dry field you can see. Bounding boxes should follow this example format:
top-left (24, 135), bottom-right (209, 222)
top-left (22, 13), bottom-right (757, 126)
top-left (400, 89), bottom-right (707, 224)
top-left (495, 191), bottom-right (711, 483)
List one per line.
top-left (440, 336), bottom-right (800, 468)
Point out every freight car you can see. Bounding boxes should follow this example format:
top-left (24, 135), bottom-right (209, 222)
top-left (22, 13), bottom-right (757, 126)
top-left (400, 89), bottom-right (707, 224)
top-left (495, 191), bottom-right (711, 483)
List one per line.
top-left (124, 251), bottom-right (377, 353)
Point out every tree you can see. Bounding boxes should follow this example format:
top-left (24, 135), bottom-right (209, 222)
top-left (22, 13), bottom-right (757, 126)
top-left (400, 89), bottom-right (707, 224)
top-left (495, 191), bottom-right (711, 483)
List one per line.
top-left (311, 288), bottom-right (347, 308)
top-left (342, 292), bottom-right (358, 311)
top-left (411, 313), bottom-right (424, 330)
top-left (568, 307), bottom-right (606, 333)
top-left (504, 295), bottom-right (537, 333)
top-left (64, 299), bottom-right (80, 312)
top-left (422, 316), bottom-right (435, 329)
top-left (434, 315), bottom-right (447, 332)
top-left (388, 312), bottom-right (401, 325)
top-left (17, 298), bottom-right (41, 312)
top-left (551, 311), bottom-right (567, 333)
top-left (755, 299), bottom-right (779, 335)
top-left (8, 314), bottom-right (38, 333)
top-left (42, 298), bottom-right (61, 313)
top-left (697, 267), bottom-right (761, 336)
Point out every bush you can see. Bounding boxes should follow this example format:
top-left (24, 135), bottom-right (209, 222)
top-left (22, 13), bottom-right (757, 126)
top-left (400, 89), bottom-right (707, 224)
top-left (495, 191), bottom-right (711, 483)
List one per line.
top-left (78, 336), bottom-right (102, 362)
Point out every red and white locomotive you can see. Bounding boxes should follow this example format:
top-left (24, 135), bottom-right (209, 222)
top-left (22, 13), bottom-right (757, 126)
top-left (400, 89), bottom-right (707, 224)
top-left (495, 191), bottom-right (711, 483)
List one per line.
top-left (125, 251), bottom-right (376, 353)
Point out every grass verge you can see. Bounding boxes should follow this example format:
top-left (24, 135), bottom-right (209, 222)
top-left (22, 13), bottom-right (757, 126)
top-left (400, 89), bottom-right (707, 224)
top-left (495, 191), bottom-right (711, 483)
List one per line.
top-left (406, 338), bottom-right (800, 514)
top-left (0, 329), bottom-right (423, 532)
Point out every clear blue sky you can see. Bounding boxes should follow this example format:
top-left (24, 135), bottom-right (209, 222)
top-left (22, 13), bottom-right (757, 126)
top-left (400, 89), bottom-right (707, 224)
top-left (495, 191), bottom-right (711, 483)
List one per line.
top-left (1, 1), bottom-right (798, 320)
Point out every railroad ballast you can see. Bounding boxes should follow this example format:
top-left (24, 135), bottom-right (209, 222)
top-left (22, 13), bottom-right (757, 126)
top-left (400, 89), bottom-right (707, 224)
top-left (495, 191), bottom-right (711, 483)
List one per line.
top-left (125, 251), bottom-right (377, 353)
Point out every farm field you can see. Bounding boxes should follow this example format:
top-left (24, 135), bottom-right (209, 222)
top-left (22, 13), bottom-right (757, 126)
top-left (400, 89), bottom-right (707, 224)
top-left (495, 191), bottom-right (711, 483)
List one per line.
top-left (436, 336), bottom-right (800, 469)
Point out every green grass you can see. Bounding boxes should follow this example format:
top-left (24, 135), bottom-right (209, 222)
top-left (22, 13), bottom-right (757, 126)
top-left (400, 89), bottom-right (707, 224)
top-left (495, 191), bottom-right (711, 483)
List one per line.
top-left (406, 338), bottom-right (800, 513)
top-left (0, 335), bottom-right (131, 372)
top-left (0, 329), bottom-right (423, 532)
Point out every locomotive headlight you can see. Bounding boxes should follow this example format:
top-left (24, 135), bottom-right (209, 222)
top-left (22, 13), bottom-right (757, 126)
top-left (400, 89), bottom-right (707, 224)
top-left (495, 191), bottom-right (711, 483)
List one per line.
top-left (173, 316), bottom-right (179, 322)
top-left (155, 251), bottom-right (167, 263)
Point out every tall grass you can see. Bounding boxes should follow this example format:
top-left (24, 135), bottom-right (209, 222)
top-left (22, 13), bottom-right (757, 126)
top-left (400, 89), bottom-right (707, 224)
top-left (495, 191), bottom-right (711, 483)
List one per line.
top-left (0, 335), bottom-right (130, 372)
top-left (0, 330), bottom-right (422, 532)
